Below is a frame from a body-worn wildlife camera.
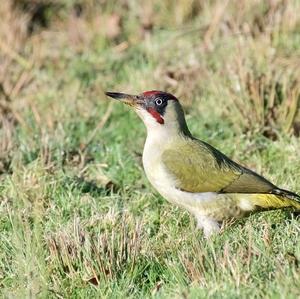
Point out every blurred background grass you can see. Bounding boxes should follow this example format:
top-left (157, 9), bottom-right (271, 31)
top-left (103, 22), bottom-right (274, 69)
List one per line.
top-left (0, 0), bottom-right (300, 298)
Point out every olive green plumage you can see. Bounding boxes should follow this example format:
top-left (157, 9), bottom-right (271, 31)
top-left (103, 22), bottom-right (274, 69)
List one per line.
top-left (162, 136), bottom-right (300, 210)
top-left (106, 90), bottom-right (300, 236)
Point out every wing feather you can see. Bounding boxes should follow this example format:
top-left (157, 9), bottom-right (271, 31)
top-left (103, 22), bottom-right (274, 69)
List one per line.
top-left (161, 139), bottom-right (276, 194)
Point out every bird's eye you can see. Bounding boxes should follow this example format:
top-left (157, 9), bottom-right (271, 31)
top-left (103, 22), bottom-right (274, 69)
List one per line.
top-left (155, 98), bottom-right (163, 106)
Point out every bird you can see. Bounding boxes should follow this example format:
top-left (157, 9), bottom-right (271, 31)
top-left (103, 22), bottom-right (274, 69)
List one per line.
top-left (105, 90), bottom-right (300, 237)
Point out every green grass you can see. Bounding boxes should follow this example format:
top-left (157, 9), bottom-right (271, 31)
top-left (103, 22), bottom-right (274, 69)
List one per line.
top-left (0, 1), bottom-right (300, 298)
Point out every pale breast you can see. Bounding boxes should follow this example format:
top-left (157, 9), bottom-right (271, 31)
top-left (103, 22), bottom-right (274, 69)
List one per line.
top-left (142, 137), bottom-right (218, 212)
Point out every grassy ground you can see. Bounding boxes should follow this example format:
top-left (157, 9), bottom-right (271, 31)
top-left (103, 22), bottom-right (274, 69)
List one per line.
top-left (1, 0), bottom-right (300, 298)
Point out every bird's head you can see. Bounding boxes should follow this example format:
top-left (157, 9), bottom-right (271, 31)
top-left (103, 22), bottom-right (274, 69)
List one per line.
top-left (105, 90), bottom-right (190, 135)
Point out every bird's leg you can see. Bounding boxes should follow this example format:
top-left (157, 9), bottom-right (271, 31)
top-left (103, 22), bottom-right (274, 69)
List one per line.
top-left (196, 215), bottom-right (221, 238)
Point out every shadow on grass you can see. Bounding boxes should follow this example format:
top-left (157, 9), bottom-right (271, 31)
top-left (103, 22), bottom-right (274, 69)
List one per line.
top-left (64, 176), bottom-right (119, 197)
top-left (230, 208), bottom-right (299, 232)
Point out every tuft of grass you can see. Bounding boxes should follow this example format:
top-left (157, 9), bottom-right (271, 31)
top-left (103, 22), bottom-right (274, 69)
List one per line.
top-left (0, 0), bottom-right (300, 298)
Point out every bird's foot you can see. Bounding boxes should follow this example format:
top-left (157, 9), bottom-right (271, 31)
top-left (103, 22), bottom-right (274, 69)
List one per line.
top-left (196, 215), bottom-right (221, 238)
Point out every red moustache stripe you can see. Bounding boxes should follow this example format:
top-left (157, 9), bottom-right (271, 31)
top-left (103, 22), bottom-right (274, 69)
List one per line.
top-left (147, 107), bottom-right (164, 124)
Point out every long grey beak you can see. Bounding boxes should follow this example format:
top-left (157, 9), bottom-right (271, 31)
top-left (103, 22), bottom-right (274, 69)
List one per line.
top-left (105, 91), bottom-right (140, 107)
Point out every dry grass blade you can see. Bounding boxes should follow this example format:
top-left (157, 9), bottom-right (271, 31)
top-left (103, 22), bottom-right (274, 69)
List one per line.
top-left (224, 64), bottom-right (300, 138)
top-left (46, 213), bottom-right (143, 285)
top-left (1, 0), bottom-right (300, 297)
top-left (82, 101), bottom-right (113, 150)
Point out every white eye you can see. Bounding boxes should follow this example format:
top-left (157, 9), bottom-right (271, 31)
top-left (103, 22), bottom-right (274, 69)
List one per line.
top-left (155, 98), bottom-right (163, 106)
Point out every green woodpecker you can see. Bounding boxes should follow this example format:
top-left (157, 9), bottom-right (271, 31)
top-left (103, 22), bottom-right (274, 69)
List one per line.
top-left (106, 90), bottom-right (300, 237)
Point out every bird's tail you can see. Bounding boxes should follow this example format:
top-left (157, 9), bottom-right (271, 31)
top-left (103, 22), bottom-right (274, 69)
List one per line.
top-left (272, 188), bottom-right (300, 203)
top-left (251, 190), bottom-right (300, 211)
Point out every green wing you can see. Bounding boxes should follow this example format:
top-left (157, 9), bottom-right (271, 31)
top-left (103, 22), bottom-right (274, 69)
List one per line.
top-left (161, 138), bottom-right (276, 194)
